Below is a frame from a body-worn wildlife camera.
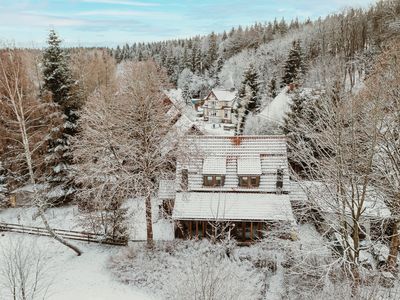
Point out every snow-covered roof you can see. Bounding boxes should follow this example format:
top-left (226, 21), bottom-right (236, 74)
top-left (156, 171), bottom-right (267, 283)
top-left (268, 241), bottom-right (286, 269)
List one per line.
top-left (259, 87), bottom-right (292, 125)
top-left (237, 157), bottom-right (262, 175)
top-left (187, 135), bottom-right (287, 157)
top-left (173, 192), bottom-right (295, 222)
top-left (293, 181), bottom-right (391, 219)
top-left (46, 186), bottom-right (74, 199)
top-left (176, 136), bottom-right (290, 193)
top-left (11, 184), bottom-right (48, 194)
top-left (207, 89), bottom-right (237, 102)
top-left (158, 180), bottom-right (176, 199)
top-left (202, 157), bottom-right (226, 175)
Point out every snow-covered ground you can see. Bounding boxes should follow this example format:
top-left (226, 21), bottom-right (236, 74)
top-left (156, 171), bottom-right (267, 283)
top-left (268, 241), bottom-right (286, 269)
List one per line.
top-left (0, 233), bottom-right (156, 300)
top-left (0, 198), bottom-right (175, 241)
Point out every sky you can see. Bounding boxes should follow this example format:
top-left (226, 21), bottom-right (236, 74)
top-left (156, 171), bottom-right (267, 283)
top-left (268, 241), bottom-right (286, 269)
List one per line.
top-left (0, 0), bottom-right (378, 48)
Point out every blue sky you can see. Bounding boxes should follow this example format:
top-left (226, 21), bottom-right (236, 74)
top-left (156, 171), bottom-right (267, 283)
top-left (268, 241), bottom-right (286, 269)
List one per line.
top-left (0, 0), bottom-right (378, 47)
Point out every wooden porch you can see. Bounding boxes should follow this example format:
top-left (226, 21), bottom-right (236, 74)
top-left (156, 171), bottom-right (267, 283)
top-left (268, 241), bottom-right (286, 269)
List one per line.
top-left (175, 220), bottom-right (274, 243)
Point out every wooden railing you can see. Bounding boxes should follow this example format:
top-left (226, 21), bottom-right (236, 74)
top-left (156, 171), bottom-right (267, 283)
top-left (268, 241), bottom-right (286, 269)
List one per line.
top-left (0, 222), bottom-right (128, 246)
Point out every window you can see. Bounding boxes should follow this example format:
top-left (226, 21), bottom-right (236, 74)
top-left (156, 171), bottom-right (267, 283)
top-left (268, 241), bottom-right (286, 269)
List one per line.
top-left (224, 110), bottom-right (229, 118)
top-left (211, 111), bottom-right (217, 117)
top-left (239, 176), bottom-right (260, 188)
top-left (203, 175), bottom-right (225, 187)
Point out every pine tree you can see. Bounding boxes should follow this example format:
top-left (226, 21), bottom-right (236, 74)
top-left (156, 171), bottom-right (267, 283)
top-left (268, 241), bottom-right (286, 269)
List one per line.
top-left (281, 40), bottom-right (304, 86)
top-left (207, 32), bottom-right (218, 69)
top-left (283, 89), bottom-right (319, 175)
top-left (235, 85), bottom-right (252, 135)
top-left (268, 78), bottom-right (277, 98)
top-left (239, 64), bottom-right (260, 112)
top-left (234, 65), bottom-right (260, 135)
top-left (42, 30), bottom-right (78, 203)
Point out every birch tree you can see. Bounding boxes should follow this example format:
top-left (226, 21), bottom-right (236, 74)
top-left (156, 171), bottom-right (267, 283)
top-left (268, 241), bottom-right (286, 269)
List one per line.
top-left (0, 49), bottom-right (82, 255)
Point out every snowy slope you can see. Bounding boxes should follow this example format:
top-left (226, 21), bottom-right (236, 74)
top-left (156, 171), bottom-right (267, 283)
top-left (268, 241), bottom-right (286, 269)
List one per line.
top-left (259, 87), bottom-right (292, 125)
top-left (0, 234), bottom-right (156, 300)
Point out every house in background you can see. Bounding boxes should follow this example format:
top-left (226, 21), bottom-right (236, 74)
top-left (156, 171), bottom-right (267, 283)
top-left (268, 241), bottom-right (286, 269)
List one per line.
top-left (159, 135), bottom-right (296, 243)
top-left (202, 88), bottom-right (238, 124)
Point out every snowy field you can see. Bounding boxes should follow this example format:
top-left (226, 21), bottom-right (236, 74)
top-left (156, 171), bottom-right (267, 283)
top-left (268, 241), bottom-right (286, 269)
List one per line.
top-left (0, 233), bottom-right (156, 300)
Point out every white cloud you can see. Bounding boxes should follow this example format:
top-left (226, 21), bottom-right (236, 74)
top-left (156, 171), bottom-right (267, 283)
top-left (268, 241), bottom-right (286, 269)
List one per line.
top-left (81, 0), bottom-right (160, 7)
top-left (0, 12), bottom-right (86, 27)
top-left (76, 9), bottom-right (174, 18)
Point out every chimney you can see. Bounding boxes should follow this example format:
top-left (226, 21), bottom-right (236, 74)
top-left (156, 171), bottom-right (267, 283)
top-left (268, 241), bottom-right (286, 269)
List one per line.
top-left (231, 136), bottom-right (242, 146)
top-left (276, 168), bottom-right (283, 194)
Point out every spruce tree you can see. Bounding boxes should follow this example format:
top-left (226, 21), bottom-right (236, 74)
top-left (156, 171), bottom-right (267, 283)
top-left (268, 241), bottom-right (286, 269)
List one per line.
top-left (42, 30), bottom-right (78, 203)
top-left (235, 65), bottom-right (260, 135)
top-left (282, 40), bottom-right (304, 86)
top-left (268, 78), bottom-right (277, 98)
top-left (283, 90), bottom-right (319, 176)
top-left (239, 64), bottom-right (260, 112)
top-left (207, 32), bottom-right (218, 69)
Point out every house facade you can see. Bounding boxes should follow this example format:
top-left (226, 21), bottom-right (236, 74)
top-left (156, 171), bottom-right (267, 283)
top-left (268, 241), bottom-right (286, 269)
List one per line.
top-left (202, 89), bottom-right (238, 124)
top-left (159, 135), bottom-right (296, 243)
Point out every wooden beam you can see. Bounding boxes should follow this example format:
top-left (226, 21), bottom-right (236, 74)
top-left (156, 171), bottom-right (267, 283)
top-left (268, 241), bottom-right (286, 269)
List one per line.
top-left (242, 222), bottom-right (246, 242)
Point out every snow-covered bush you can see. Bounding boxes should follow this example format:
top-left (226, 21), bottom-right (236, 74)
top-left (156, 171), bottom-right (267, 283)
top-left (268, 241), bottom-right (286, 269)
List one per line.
top-left (109, 240), bottom-right (263, 299)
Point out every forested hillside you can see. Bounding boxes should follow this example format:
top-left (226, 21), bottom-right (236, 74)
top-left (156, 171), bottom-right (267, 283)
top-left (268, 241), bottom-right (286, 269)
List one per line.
top-left (112, 0), bottom-right (399, 101)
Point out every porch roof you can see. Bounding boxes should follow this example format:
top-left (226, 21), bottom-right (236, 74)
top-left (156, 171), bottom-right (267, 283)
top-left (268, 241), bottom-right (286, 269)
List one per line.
top-left (172, 192), bottom-right (295, 222)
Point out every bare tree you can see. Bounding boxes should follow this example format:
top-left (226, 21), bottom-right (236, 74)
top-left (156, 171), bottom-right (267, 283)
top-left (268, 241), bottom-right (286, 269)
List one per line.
top-left (0, 49), bottom-right (82, 255)
top-left (361, 41), bottom-right (400, 270)
top-left (287, 71), bottom-right (386, 290)
top-left (74, 60), bottom-right (179, 248)
top-left (0, 236), bottom-right (53, 300)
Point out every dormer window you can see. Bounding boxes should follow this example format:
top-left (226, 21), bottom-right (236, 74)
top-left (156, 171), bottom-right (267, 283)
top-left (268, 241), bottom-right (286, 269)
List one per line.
top-left (203, 175), bottom-right (225, 187)
top-left (202, 157), bottom-right (226, 188)
top-left (237, 157), bottom-right (262, 188)
top-left (239, 176), bottom-right (260, 187)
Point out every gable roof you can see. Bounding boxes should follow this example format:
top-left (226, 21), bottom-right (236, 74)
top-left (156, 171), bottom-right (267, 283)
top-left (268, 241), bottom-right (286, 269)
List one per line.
top-left (206, 89), bottom-right (237, 102)
top-left (177, 136), bottom-right (290, 193)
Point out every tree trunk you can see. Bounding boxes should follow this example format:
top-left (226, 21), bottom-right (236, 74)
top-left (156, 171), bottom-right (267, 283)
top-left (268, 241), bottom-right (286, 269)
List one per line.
top-left (37, 206), bottom-right (82, 256)
top-left (387, 220), bottom-right (400, 271)
top-left (145, 195), bottom-right (154, 248)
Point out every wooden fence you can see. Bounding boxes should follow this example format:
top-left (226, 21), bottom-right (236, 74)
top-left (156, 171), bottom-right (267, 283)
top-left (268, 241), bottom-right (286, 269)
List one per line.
top-left (0, 222), bottom-right (128, 246)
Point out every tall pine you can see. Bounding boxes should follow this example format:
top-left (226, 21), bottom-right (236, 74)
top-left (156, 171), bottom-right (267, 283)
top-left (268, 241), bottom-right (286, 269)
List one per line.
top-left (281, 40), bottom-right (304, 86)
top-left (42, 30), bottom-right (78, 203)
top-left (235, 64), bottom-right (260, 135)
top-left (239, 64), bottom-right (260, 111)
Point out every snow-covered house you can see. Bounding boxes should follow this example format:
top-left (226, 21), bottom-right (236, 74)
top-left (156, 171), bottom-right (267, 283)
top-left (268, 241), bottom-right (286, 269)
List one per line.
top-left (159, 135), bottom-right (296, 243)
top-left (202, 88), bottom-right (238, 124)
